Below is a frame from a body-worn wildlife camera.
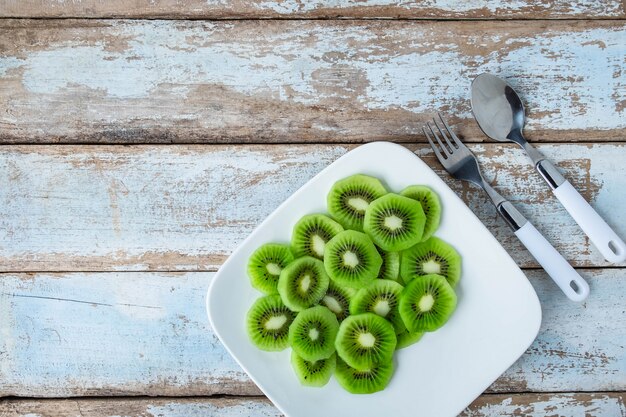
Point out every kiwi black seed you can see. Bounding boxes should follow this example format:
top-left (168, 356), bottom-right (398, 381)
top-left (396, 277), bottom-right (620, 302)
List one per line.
top-left (278, 256), bottom-right (330, 312)
top-left (400, 185), bottom-right (442, 241)
top-left (289, 306), bottom-right (340, 362)
top-left (292, 214), bottom-right (344, 260)
top-left (327, 174), bottom-right (387, 231)
top-left (400, 236), bottom-right (461, 287)
top-left (324, 230), bottom-right (383, 289)
top-left (363, 193), bottom-right (426, 252)
top-left (248, 243), bottom-right (295, 294)
top-left (335, 313), bottom-right (396, 371)
top-left (350, 279), bottom-right (405, 334)
top-left (335, 356), bottom-right (394, 394)
top-left (291, 351), bottom-right (336, 387)
top-left (246, 295), bottom-right (295, 351)
top-left (399, 274), bottom-right (457, 333)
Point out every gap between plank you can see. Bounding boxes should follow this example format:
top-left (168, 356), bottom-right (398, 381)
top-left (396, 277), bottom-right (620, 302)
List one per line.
top-left (1, 391), bottom-right (624, 401)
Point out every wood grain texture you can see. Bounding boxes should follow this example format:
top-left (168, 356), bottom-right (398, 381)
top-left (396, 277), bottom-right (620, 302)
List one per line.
top-left (1, 143), bottom-right (624, 272)
top-left (1, 20), bottom-right (624, 144)
top-left (0, 394), bottom-right (625, 417)
top-left (0, 0), bottom-right (624, 19)
top-left (1, 269), bottom-right (624, 397)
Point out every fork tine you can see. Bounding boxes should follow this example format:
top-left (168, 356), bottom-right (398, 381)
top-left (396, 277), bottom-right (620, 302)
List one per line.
top-left (423, 127), bottom-right (446, 162)
top-left (433, 117), bottom-right (456, 151)
top-left (427, 122), bottom-right (450, 156)
top-left (438, 112), bottom-right (462, 148)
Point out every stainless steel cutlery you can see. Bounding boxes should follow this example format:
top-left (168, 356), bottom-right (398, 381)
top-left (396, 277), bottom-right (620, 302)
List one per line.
top-left (425, 114), bottom-right (590, 302)
top-left (471, 73), bottom-right (626, 263)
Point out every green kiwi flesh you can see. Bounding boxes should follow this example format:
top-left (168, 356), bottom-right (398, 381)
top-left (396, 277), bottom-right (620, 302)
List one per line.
top-left (399, 274), bottom-right (457, 332)
top-left (291, 351), bottom-right (336, 387)
top-left (335, 357), bottom-right (394, 394)
top-left (289, 306), bottom-right (340, 361)
top-left (400, 236), bottom-right (462, 287)
top-left (248, 243), bottom-right (295, 294)
top-left (292, 214), bottom-right (344, 259)
top-left (400, 185), bottom-right (442, 241)
top-left (350, 279), bottom-right (405, 334)
top-left (324, 230), bottom-right (383, 289)
top-left (395, 324), bottom-right (424, 350)
top-left (278, 256), bottom-right (330, 312)
top-left (320, 280), bottom-right (354, 322)
top-left (377, 248), bottom-right (400, 281)
top-left (327, 174), bottom-right (387, 231)
top-left (335, 313), bottom-right (396, 371)
top-left (246, 295), bottom-right (295, 351)
top-left (364, 193), bottom-right (426, 251)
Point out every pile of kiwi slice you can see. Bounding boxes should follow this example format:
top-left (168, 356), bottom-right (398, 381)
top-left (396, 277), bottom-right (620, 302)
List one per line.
top-left (245, 174), bottom-right (462, 394)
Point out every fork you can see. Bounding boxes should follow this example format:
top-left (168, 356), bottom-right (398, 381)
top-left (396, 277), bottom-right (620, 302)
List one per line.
top-left (425, 114), bottom-right (589, 302)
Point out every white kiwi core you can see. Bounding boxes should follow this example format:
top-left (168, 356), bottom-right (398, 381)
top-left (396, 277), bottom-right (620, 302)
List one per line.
top-left (418, 294), bottom-right (435, 312)
top-left (299, 274), bottom-right (312, 292)
top-left (266, 263), bottom-right (282, 275)
top-left (309, 328), bottom-right (320, 341)
top-left (348, 197), bottom-right (370, 212)
top-left (422, 259), bottom-right (441, 274)
top-left (323, 295), bottom-right (342, 314)
top-left (358, 332), bottom-right (376, 348)
top-left (373, 300), bottom-right (391, 317)
top-left (311, 235), bottom-right (326, 257)
top-left (384, 215), bottom-right (403, 231)
top-left (265, 315), bottom-right (287, 330)
top-left (343, 251), bottom-right (359, 268)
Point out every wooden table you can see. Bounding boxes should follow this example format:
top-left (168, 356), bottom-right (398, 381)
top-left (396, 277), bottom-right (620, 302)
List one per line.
top-left (0, 1), bottom-right (624, 416)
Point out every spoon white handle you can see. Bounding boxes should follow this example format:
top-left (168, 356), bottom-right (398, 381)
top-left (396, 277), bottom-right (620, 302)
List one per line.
top-left (553, 180), bottom-right (626, 263)
top-left (514, 221), bottom-right (590, 302)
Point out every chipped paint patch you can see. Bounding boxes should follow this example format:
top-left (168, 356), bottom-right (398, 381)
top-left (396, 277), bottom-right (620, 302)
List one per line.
top-left (0, 269), bottom-right (624, 396)
top-left (146, 400), bottom-right (281, 417)
top-left (0, 272), bottom-right (256, 396)
top-left (1, 22), bottom-right (623, 132)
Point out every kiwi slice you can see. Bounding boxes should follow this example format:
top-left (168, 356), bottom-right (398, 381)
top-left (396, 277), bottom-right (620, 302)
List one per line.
top-left (291, 351), bottom-right (336, 387)
top-left (400, 185), bottom-right (441, 241)
top-left (335, 357), bottom-right (394, 394)
top-left (289, 306), bottom-right (340, 361)
top-left (377, 247), bottom-right (400, 281)
top-left (278, 257), bottom-right (330, 312)
top-left (248, 243), bottom-right (295, 294)
top-left (400, 236), bottom-right (461, 287)
top-left (395, 324), bottom-right (424, 350)
top-left (399, 274), bottom-right (457, 333)
top-left (335, 313), bottom-right (396, 371)
top-left (320, 280), bottom-right (354, 322)
top-left (246, 295), bottom-right (295, 351)
top-left (363, 193), bottom-right (426, 252)
top-left (324, 230), bottom-right (383, 289)
top-left (350, 279), bottom-right (405, 333)
top-left (327, 174), bottom-right (387, 231)
top-left (292, 214), bottom-right (344, 260)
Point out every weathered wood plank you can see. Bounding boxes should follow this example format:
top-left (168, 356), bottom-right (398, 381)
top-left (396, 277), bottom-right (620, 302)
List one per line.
top-left (1, 144), bottom-right (624, 272)
top-left (0, 0), bottom-right (624, 19)
top-left (0, 269), bottom-right (623, 396)
top-left (1, 394), bottom-right (625, 417)
top-left (1, 20), bottom-right (624, 144)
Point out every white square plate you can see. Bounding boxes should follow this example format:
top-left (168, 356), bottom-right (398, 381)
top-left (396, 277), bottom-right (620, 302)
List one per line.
top-left (207, 142), bottom-right (542, 417)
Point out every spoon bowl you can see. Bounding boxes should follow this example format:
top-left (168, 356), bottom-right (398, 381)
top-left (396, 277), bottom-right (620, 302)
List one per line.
top-left (470, 73), bottom-right (526, 145)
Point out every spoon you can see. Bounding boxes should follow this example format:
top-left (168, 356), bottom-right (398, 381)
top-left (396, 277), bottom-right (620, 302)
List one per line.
top-left (471, 73), bottom-right (626, 264)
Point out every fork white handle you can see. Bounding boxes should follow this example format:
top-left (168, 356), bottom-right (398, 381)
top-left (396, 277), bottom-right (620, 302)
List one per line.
top-left (515, 221), bottom-right (590, 302)
top-left (552, 181), bottom-right (626, 263)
